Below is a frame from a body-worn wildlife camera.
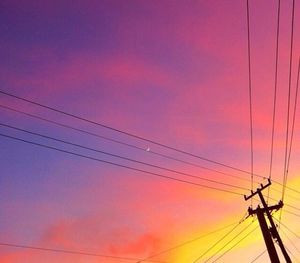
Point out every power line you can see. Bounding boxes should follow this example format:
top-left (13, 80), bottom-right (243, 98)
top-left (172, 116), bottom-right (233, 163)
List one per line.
top-left (0, 90), bottom-right (263, 176)
top-left (285, 57), bottom-right (300, 197)
top-left (273, 180), bottom-right (300, 196)
top-left (0, 104), bottom-right (263, 184)
top-left (136, 219), bottom-right (245, 263)
top-left (4, 122), bottom-right (300, 212)
top-left (283, 203), bottom-right (300, 213)
top-left (269, 0), bottom-right (281, 179)
top-left (246, 0), bottom-right (254, 205)
top-left (280, 0), bottom-right (296, 227)
top-left (267, 0), bottom-right (281, 203)
top-left (284, 210), bottom-right (300, 219)
top-left (0, 242), bottom-right (169, 263)
top-left (284, 246), bottom-right (300, 263)
top-left (0, 122), bottom-right (249, 191)
top-left (203, 220), bottom-right (255, 263)
top-left (0, 132), bottom-right (244, 196)
top-left (5, 103), bottom-right (299, 195)
top-left (279, 226), bottom-right (300, 255)
top-left (249, 250), bottom-right (267, 263)
top-left (211, 225), bottom-right (259, 263)
top-left (3, 105), bottom-right (300, 198)
top-left (282, 0), bottom-right (295, 203)
top-left (0, 104), bottom-right (147, 152)
top-left (3, 103), bottom-right (299, 197)
top-left (271, 187), bottom-right (300, 203)
top-left (192, 217), bottom-right (249, 263)
top-left (273, 217), bottom-right (300, 239)
top-left (4, 126), bottom-right (300, 207)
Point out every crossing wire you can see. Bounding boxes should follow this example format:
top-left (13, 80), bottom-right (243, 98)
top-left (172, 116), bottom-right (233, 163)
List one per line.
top-left (2, 103), bottom-right (300, 197)
top-left (192, 216), bottom-right (250, 263)
top-left (273, 180), bottom-right (300, 196)
top-left (267, 0), bottom-right (281, 203)
top-left (284, 246), bottom-right (299, 263)
top-left (282, 0), bottom-right (295, 204)
top-left (249, 250), bottom-right (267, 263)
top-left (273, 217), bottom-right (300, 239)
top-left (203, 219), bottom-right (256, 263)
top-left (211, 225), bottom-right (259, 263)
top-left (269, 0), bottom-right (281, 179)
top-left (0, 243), bottom-right (169, 263)
top-left (0, 89), bottom-right (260, 176)
top-left (285, 57), bottom-right (300, 197)
top-left (0, 104), bottom-right (266, 184)
top-left (136, 218), bottom-right (247, 263)
top-left (0, 122), bottom-right (249, 191)
top-left (0, 132), bottom-right (244, 196)
top-left (3, 107), bottom-right (300, 203)
top-left (280, 0), bottom-right (296, 226)
top-left (284, 210), bottom-right (300, 219)
top-left (246, 0), bottom-right (254, 206)
top-left (270, 187), bottom-right (300, 203)
top-left (3, 122), bottom-right (300, 213)
top-left (279, 227), bottom-right (300, 255)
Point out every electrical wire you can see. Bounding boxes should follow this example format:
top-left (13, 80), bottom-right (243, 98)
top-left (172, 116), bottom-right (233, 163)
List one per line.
top-left (283, 203), bottom-right (300, 213)
top-left (285, 57), bottom-right (300, 197)
top-left (279, 226), bottom-right (300, 255)
top-left (267, 0), bottom-right (281, 203)
top-left (192, 216), bottom-right (249, 263)
top-left (284, 246), bottom-right (300, 263)
top-left (271, 187), bottom-right (300, 202)
top-left (211, 225), bottom-right (259, 262)
top-left (273, 217), bottom-right (300, 239)
top-left (249, 250), bottom-right (267, 263)
top-left (136, 219), bottom-right (245, 263)
top-left (273, 180), bottom-right (300, 196)
top-left (282, 0), bottom-right (295, 204)
top-left (203, 219), bottom-right (255, 263)
top-left (5, 120), bottom-right (299, 214)
top-left (280, 0), bottom-right (296, 227)
top-left (4, 104), bottom-right (300, 197)
top-left (5, 122), bottom-right (300, 212)
top-left (5, 123), bottom-right (298, 215)
top-left (284, 210), bottom-right (300, 219)
top-left (0, 104), bottom-right (264, 184)
top-left (2, 107), bottom-right (300, 200)
top-left (0, 110), bottom-right (300, 200)
top-left (5, 122), bottom-right (300, 205)
top-left (0, 89), bottom-right (261, 176)
top-left (0, 242), bottom-right (169, 263)
top-left (0, 132), bottom-right (244, 196)
top-left (246, 0), bottom-right (254, 206)
top-left (0, 122), bottom-right (250, 191)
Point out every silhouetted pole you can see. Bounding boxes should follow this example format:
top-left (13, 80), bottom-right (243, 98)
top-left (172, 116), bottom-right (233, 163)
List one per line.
top-left (257, 192), bottom-right (291, 263)
top-left (248, 206), bottom-right (280, 263)
top-left (245, 179), bottom-right (291, 263)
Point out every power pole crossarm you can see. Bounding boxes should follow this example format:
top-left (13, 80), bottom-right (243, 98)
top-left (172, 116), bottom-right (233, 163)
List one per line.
top-left (244, 179), bottom-right (271, 200)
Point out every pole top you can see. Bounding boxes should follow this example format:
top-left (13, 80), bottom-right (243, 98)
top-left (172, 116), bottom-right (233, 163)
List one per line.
top-left (244, 178), bottom-right (271, 201)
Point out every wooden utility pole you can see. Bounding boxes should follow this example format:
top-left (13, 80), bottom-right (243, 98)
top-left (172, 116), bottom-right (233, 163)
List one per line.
top-left (244, 179), bottom-right (291, 263)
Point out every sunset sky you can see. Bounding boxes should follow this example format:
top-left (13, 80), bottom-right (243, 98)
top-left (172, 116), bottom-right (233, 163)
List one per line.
top-left (0, 0), bottom-right (300, 262)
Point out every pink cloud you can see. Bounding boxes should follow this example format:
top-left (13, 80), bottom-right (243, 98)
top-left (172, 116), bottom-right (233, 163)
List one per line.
top-left (108, 232), bottom-right (162, 256)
